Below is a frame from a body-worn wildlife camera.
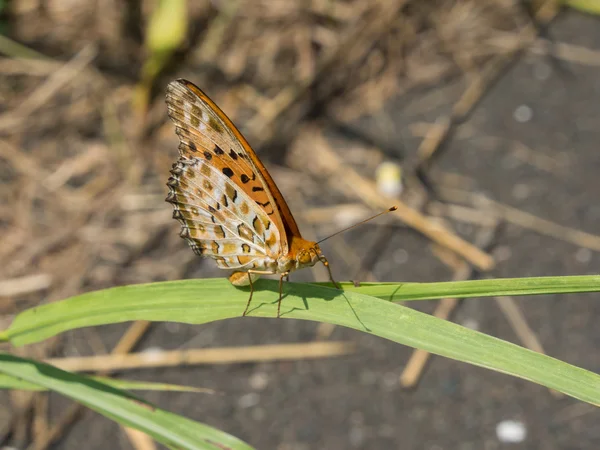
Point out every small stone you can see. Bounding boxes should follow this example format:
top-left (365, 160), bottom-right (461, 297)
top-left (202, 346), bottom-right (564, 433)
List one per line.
top-left (513, 105), bottom-right (533, 123)
top-left (496, 420), bottom-right (527, 443)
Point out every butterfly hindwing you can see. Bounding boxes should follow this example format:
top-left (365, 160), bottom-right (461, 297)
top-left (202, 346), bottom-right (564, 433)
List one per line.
top-left (166, 157), bottom-right (281, 268)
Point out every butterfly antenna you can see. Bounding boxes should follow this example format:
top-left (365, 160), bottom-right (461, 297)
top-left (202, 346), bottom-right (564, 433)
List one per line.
top-left (316, 206), bottom-right (398, 245)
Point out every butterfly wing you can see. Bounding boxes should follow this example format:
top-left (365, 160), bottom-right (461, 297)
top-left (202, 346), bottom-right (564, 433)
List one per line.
top-left (166, 79), bottom-right (305, 256)
top-left (165, 80), bottom-right (289, 269)
top-left (166, 156), bottom-right (278, 271)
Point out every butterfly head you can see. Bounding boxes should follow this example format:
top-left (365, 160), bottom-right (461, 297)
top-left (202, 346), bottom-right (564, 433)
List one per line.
top-left (296, 243), bottom-right (336, 279)
top-left (292, 242), bottom-right (339, 290)
top-left (283, 238), bottom-right (328, 272)
top-left (295, 244), bottom-right (323, 269)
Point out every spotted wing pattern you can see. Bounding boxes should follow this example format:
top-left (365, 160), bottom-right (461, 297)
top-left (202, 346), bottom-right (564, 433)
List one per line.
top-left (165, 80), bottom-right (290, 252)
top-left (165, 80), bottom-right (285, 271)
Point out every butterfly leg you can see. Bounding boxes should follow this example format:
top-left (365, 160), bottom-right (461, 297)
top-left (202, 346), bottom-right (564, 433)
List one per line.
top-left (277, 272), bottom-right (290, 318)
top-left (243, 274), bottom-right (256, 317)
top-left (320, 256), bottom-right (341, 290)
top-left (242, 269), bottom-right (277, 316)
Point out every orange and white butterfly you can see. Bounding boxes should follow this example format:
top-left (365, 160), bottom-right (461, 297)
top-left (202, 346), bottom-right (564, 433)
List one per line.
top-left (165, 79), bottom-right (338, 317)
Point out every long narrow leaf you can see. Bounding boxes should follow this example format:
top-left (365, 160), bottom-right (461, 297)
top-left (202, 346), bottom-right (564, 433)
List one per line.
top-left (0, 372), bottom-right (213, 394)
top-left (0, 353), bottom-right (252, 450)
top-left (4, 277), bottom-right (600, 346)
top-left (320, 275), bottom-right (600, 300)
top-left (1, 278), bottom-right (600, 406)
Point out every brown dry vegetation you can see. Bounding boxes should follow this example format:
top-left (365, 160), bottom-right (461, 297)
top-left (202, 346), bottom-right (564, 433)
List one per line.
top-left (1, 0), bottom-right (600, 449)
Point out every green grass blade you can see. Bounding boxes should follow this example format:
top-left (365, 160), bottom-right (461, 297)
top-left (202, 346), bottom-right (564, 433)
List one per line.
top-left (0, 372), bottom-right (214, 394)
top-left (4, 277), bottom-right (600, 346)
top-left (561, 0), bottom-right (600, 15)
top-left (2, 277), bottom-right (600, 406)
top-left (0, 353), bottom-right (253, 450)
top-left (314, 275), bottom-right (600, 300)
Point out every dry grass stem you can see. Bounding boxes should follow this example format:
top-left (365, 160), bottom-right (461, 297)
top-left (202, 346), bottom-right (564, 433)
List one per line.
top-left (0, 274), bottom-right (52, 297)
top-left (122, 427), bottom-right (157, 450)
top-left (400, 224), bottom-right (499, 388)
top-left (291, 130), bottom-right (495, 271)
top-left (494, 295), bottom-right (563, 398)
top-left (0, 44), bottom-right (98, 132)
top-left (443, 189), bottom-right (600, 252)
top-left (45, 342), bottom-right (355, 373)
top-left (399, 263), bottom-right (471, 389)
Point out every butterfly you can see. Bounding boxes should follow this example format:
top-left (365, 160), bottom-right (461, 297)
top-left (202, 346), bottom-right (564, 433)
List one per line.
top-left (164, 79), bottom-right (339, 317)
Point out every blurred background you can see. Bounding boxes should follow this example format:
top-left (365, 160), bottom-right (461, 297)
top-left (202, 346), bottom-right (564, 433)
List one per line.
top-left (1, 0), bottom-right (600, 448)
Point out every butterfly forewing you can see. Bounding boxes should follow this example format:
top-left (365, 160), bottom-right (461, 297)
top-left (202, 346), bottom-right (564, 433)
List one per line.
top-left (165, 80), bottom-right (292, 254)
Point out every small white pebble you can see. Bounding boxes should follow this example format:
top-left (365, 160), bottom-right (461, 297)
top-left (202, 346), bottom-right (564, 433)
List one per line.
top-left (513, 105), bottom-right (533, 123)
top-left (249, 371), bottom-right (269, 390)
top-left (575, 248), bottom-right (592, 264)
top-left (238, 392), bottom-right (260, 409)
top-left (496, 420), bottom-right (527, 443)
